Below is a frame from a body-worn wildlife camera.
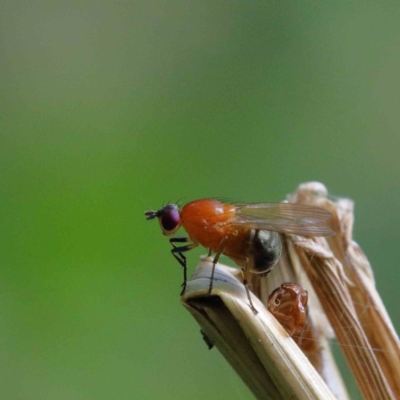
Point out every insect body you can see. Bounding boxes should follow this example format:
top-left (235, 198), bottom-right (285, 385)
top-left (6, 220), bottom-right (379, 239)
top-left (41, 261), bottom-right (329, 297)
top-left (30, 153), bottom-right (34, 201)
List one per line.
top-left (145, 199), bottom-right (333, 312)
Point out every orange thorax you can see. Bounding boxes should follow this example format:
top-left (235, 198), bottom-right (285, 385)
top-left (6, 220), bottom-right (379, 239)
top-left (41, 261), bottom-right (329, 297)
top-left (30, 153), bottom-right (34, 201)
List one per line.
top-left (180, 199), bottom-right (247, 257)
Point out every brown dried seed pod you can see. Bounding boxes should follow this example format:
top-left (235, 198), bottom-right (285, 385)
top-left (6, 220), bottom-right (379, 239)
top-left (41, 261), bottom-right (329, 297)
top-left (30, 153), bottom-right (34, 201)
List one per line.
top-left (267, 283), bottom-right (308, 336)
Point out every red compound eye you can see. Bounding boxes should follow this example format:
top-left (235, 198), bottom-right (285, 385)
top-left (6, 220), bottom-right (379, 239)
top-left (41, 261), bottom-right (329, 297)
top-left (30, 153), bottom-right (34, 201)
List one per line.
top-left (160, 205), bottom-right (180, 233)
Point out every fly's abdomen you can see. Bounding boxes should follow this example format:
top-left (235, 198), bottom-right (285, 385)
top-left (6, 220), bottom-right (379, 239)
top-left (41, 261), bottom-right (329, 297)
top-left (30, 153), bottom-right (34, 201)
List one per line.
top-left (248, 230), bottom-right (282, 276)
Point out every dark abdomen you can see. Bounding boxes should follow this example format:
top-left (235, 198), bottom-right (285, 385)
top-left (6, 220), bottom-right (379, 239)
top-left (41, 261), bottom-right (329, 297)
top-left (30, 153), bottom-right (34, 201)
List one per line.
top-left (248, 230), bottom-right (282, 276)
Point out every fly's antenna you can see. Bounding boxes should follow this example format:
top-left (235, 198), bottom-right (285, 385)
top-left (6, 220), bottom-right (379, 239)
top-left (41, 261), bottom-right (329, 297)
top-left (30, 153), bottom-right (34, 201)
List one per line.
top-left (144, 210), bottom-right (158, 220)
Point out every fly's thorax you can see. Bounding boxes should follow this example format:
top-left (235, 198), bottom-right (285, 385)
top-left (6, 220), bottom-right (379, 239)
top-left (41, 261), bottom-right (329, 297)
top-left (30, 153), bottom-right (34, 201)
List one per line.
top-left (180, 199), bottom-right (237, 251)
top-left (247, 229), bottom-right (282, 276)
top-left (180, 199), bottom-right (237, 226)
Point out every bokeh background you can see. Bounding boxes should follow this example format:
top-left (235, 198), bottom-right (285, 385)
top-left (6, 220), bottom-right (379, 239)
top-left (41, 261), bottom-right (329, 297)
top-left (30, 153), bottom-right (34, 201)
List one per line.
top-left (1, 2), bottom-right (399, 399)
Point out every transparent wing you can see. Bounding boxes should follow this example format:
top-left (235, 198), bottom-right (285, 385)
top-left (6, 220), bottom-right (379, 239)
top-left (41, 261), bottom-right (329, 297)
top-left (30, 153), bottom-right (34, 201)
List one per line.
top-left (231, 202), bottom-right (334, 237)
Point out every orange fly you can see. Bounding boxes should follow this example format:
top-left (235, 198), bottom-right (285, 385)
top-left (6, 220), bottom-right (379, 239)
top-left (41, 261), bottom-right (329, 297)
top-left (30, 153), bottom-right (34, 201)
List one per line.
top-left (145, 199), bottom-right (333, 311)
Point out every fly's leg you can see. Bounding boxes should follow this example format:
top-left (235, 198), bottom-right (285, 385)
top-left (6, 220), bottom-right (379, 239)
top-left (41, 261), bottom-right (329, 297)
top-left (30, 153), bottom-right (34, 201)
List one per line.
top-left (208, 236), bottom-right (228, 295)
top-left (243, 257), bottom-right (258, 314)
top-left (170, 237), bottom-right (198, 295)
top-left (170, 237), bottom-right (189, 275)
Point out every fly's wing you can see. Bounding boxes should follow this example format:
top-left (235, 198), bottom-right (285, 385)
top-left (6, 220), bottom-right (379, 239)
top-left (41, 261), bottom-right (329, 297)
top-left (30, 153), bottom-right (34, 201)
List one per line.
top-left (231, 203), bottom-right (334, 237)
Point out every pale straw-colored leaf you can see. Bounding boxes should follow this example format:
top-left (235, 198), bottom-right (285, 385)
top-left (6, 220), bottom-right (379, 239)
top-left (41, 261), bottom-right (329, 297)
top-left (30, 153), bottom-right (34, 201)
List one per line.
top-left (182, 259), bottom-right (337, 400)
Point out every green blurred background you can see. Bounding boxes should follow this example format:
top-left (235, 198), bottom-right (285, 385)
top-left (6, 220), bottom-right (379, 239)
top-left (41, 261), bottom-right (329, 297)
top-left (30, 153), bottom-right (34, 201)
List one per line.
top-left (1, 2), bottom-right (399, 399)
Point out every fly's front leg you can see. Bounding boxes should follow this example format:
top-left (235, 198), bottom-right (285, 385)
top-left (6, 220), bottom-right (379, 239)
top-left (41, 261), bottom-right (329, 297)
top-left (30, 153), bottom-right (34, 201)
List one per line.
top-left (170, 237), bottom-right (198, 295)
top-left (170, 237), bottom-right (190, 268)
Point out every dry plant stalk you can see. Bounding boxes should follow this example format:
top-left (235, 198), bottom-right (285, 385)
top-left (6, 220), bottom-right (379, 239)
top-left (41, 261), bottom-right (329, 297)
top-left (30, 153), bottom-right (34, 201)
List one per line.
top-left (181, 182), bottom-right (400, 400)
top-left (285, 182), bottom-right (400, 400)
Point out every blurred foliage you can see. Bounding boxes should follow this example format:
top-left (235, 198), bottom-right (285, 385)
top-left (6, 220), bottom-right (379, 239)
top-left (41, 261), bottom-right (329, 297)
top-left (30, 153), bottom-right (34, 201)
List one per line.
top-left (1, 2), bottom-right (399, 399)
